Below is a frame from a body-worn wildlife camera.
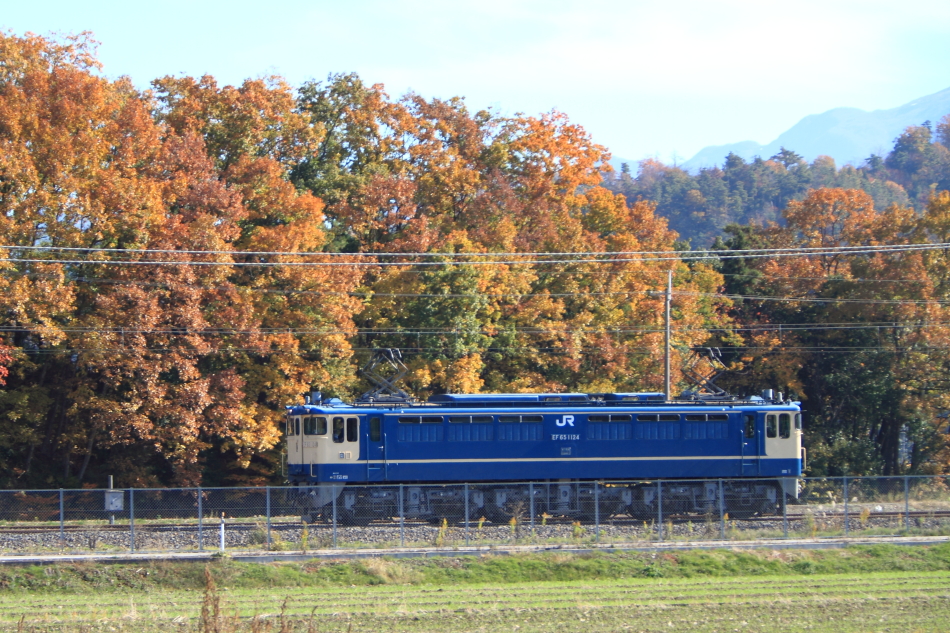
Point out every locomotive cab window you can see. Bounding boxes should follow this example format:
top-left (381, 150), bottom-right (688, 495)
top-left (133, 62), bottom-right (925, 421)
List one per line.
top-left (294, 417), bottom-right (300, 436)
top-left (766, 414), bottom-right (777, 438)
top-left (369, 417), bottom-right (381, 442)
top-left (304, 416), bottom-right (327, 436)
top-left (744, 414), bottom-right (755, 438)
top-left (332, 417), bottom-right (345, 443)
top-left (346, 417), bottom-right (358, 442)
top-left (779, 413), bottom-right (791, 439)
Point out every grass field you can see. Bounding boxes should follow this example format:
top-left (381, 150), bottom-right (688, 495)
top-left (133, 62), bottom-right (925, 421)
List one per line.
top-left (2, 545), bottom-right (950, 631)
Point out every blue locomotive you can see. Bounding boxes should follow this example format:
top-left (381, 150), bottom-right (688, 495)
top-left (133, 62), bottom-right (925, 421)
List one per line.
top-left (284, 352), bottom-right (803, 523)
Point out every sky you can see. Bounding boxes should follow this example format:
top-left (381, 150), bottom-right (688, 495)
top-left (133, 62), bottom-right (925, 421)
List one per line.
top-left (3, 0), bottom-right (950, 165)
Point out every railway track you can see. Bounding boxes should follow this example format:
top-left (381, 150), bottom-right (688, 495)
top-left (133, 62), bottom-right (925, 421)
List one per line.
top-left (2, 509), bottom-right (948, 533)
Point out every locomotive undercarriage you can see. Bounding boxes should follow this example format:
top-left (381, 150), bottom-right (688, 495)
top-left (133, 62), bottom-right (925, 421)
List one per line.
top-left (292, 479), bottom-right (785, 525)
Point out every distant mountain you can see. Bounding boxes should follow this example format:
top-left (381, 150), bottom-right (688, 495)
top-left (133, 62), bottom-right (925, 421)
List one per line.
top-left (682, 87), bottom-right (950, 172)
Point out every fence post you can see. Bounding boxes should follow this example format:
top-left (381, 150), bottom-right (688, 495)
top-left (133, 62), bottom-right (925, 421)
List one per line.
top-left (129, 488), bottom-right (135, 554)
top-left (219, 513), bottom-right (225, 552)
top-left (331, 489), bottom-right (338, 548)
top-left (594, 481), bottom-right (600, 542)
top-left (464, 483), bottom-right (470, 547)
top-left (197, 486), bottom-right (203, 551)
top-left (843, 477), bottom-right (849, 537)
top-left (904, 476), bottom-right (910, 532)
top-left (266, 486), bottom-right (272, 550)
top-left (59, 489), bottom-right (64, 550)
top-left (782, 485), bottom-right (788, 539)
top-left (529, 482), bottom-right (535, 532)
top-left (657, 480), bottom-right (663, 541)
top-left (718, 479), bottom-right (725, 540)
top-left (399, 484), bottom-right (405, 547)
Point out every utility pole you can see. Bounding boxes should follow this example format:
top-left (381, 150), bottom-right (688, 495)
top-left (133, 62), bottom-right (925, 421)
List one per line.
top-left (664, 270), bottom-right (672, 401)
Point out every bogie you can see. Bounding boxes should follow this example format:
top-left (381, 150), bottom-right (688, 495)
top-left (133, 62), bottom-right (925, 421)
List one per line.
top-left (290, 478), bottom-right (786, 526)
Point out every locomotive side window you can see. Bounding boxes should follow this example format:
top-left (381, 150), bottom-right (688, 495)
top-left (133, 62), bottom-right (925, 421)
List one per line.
top-left (795, 413), bottom-right (802, 430)
top-left (659, 414), bottom-right (680, 422)
top-left (592, 414), bottom-right (633, 423)
top-left (315, 417), bottom-right (328, 435)
top-left (451, 415), bottom-right (494, 423)
top-left (685, 414), bottom-right (705, 421)
top-left (522, 415), bottom-right (543, 423)
top-left (709, 414), bottom-right (729, 421)
top-left (370, 417), bottom-right (381, 442)
top-left (499, 415), bottom-right (520, 423)
top-left (637, 414), bottom-right (658, 422)
top-left (332, 417), bottom-right (345, 443)
top-left (744, 414), bottom-right (755, 438)
top-left (346, 417), bottom-right (358, 442)
top-left (779, 413), bottom-right (791, 439)
top-left (399, 416), bottom-right (420, 424)
top-left (421, 416), bottom-right (443, 424)
top-left (294, 417), bottom-right (300, 436)
top-left (766, 414), bottom-right (777, 438)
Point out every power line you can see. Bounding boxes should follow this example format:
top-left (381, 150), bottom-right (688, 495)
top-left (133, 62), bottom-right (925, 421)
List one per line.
top-left (3, 321), bottom-right (950, 337)
top-left (3, 242), bottom-right (948, 258)
top-left (12, 345), bottom-right (946, 357)
top-left (2, 269), bottom-right (948, 306)
top-left (1, 242), bottom-right (947, 266)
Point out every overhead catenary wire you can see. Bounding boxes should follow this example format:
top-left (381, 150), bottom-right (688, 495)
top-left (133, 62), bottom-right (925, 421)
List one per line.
top-left (13, 345), bottom-right (948, 357)
top-left (2, 321), bottom-right (949, 336)
top-left (2, 241), bottom-right (950, 258)
top-left (0, 269), bottom-right (948, 305)
top-left (0, 241), bottom-right (948, 266)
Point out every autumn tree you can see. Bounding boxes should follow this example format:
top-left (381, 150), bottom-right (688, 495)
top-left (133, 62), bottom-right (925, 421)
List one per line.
top-left (716, 188), bottom-right (949, 475)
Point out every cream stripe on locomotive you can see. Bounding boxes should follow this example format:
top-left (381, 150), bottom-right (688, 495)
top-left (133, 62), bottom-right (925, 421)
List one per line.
top-left (363, 455), bottom-right (788, 464)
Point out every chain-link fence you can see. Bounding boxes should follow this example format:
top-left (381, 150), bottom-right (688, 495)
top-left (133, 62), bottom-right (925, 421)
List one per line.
top-left (1, 476), bottom-right (948, 556)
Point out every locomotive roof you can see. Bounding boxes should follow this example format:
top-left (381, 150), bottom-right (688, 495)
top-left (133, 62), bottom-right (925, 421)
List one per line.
top-left (287, 391), bottom-right (798, 413)
top-left (427, 392), bottom-right (666, 405)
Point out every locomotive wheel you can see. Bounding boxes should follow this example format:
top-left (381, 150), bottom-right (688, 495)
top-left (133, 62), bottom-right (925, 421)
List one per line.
top-left (627, 502), bottom-right (651, 521)
top-left (338, 509), bottom-right (371, 527)
top-left (427, 514), bottom-right (462, 526)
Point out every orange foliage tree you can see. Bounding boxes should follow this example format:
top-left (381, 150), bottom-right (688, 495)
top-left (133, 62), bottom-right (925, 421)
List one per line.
top-left (0, 32), bottom-right (731, 487)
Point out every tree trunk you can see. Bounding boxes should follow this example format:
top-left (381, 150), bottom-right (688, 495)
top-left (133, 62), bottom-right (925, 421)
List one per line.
top-left (77, 429), bottom-right (97, 484)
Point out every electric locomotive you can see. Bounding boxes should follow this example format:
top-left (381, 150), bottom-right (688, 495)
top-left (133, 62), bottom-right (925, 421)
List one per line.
top-left (285, 351), bottom-right (803, 524)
